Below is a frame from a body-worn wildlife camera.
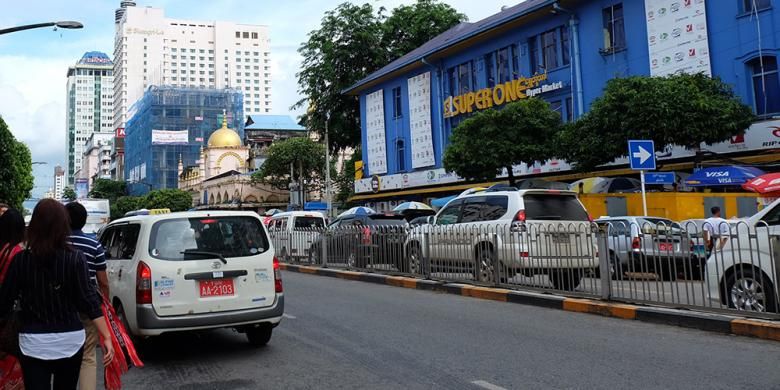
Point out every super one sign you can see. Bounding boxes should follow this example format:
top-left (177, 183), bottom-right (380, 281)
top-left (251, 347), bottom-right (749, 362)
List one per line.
top-left (443, 72), bottom-right (563, 118)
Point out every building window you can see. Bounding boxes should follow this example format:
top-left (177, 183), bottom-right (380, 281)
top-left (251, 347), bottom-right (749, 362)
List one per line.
top-left (497, 47), bottom-right (511, 83)
top-left (565, 97), bottom-right (573, 122)
top-left (392, 87), bottom-right (402, 118)
top-left (235, 31), bottom-right (240, 38)
top-left (561, 27), bottom-right (570, 66)
top-left (743, 0), bottom-right (771, 12)
top-left (484, 53), bottom-right (495, 87)
top-left (457, 62), bottom-right (473, 94)
top-left (243, 32), bottom-right (249, 38)
top-left (396, 140), bottom-right (406, 172)
top-left (511, 44), bottom-right (520, 78)
top-left (549, 100), bottom-right (563, 120)
top-left (749, 56), bottom-right (780, 116)
top-left (541, 29), bottom-right (559, 70)
top-left (251, 32), bottom-right (258, 39)
top-left (603, 3), bottom-right (626, 52)
top-left (528, 38), bottom-right (539, 73)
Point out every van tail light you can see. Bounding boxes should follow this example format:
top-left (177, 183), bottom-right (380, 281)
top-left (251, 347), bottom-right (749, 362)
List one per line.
top-left (514, 210), bottom-right (526, 222)
top-left (136, 261), bottom-right (152, 304)
top-left (273, 256), bottom-right (283, 293)
top-left (588, 214), bottom-right (594, 222)
top-left (361, 227), bottom-right (371, 245)
top-left (631, 237), bottom-right (642, 251)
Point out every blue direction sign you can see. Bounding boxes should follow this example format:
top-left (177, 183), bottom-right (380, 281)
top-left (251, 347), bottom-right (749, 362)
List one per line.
top-left (628, 140), bottom-right (656, 170)
top-left (645, 172), bottom-right (676, 185)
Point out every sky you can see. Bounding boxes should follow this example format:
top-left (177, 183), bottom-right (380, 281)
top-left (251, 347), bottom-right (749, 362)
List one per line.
top-left (0, 0), bottom-right (508, 199)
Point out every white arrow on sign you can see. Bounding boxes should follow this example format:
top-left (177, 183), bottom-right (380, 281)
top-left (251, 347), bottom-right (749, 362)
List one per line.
top-left (633, 145), bottom-right (652, 164)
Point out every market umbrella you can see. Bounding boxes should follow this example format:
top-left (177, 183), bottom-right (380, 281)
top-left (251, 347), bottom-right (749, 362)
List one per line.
top-left (591, 177), bottom-right (641, 193)
top-left (569, 177), bottom-right (608, 193)
top-left (337, 206), bottom-right (376, 218)
top-left (431, 195), bottom-right (457, 208)
top-left (393, 201), bottom-right (433, 212)
top-left (264, 209), bottom-right (283, 216)
top-left (742, 173), bottom-right (780, 193)
top-left (685, 166), bottom-right (765, 187)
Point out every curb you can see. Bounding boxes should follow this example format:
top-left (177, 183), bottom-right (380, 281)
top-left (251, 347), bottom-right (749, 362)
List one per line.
top-left (280, 263), bottom-right (780, 342)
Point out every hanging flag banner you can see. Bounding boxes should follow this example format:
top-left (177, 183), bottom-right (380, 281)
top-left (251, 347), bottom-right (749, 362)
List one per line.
top-left (407, 72), bottom-right (436, 169)
top-left (645, 0), bottom-right (711, 76)
top-left (365, 90), bottom-right (388, 175)
top-left (151, 130), bottom-right (189, 145)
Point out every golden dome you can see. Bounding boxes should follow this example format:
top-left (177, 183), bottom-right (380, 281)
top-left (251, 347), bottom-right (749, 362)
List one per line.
top-left (207, 114), bottom-right (242, 148)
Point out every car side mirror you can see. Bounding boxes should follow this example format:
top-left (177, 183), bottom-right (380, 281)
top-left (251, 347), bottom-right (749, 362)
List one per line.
top-left (427, 216), bottom-right (434, 225)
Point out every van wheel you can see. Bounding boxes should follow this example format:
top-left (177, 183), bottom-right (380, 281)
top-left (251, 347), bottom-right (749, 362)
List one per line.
top-left (475, 245), bottom-right (496, 284)
top-left (726, 267), bottom-right (778, 313)
top-left (407, 243), bottom-right (422, 275)
top-left (309, 245), bottom-right (321, 265)
top-left (116, 303), bottom-right (142, 350)
top-left (550, 269), bottom-right (582, 291)
top-left (246, 324), bottom-right (273, 347)
top-left (279, 247), bottom-right (289, 263)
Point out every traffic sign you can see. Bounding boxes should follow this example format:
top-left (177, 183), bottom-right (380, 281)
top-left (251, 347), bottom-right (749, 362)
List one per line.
top-left (628, 140), bottom-right (656, 170)
top-left (644, 172), bottom-right (676, 185)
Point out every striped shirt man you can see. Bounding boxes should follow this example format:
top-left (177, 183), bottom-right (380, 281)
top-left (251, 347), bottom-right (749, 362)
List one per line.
top-left (66, 230), bottom-right (107, 287)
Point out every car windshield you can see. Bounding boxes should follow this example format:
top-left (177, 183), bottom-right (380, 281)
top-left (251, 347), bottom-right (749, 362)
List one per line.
top-left (149, 216), bottom-right (269, 260)
top-left (522, 194), bottom-right (589, 221)
top-left (294, 216), bottom-right (325, 230)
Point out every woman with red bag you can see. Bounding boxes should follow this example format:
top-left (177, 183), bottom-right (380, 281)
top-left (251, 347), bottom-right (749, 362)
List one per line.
top-left (0, 208), bottom-right (25, 389)
top-left (0, 200), bottom-right (114, 390)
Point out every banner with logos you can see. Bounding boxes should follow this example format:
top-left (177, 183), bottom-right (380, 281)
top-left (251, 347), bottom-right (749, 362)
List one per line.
top-left (151, 130), bottom-right (189, 145)
top-left (365, 90), bottom-right (388, 174)
top-left (355, 120), bottom-right (780, 194)
top-left (645, 0), bottom-right (711, 76)
top-left (407, 72), bottom-right (436, 169)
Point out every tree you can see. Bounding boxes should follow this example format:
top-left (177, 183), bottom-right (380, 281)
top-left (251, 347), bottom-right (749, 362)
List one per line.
top-left (89, 179), bottom-right (127, 202)
top-left (334, 148), bottom-right (361, 204)
top-left (443, 99), bottom-right (562, 186)
top-left (111, 195), bottom-right (144, 220)
top-left (381, 0), bottom-right (466, 60)
top-left (144, 189), bottom-right (193, 212)
top-left (62, 187), bottom-right (77, 201)
top-left (296, 1), bottom-right (466, 151)
top-left (559, 74), bottom-right (756, 170)
top-left (0, 116), bottom-right (33, 210)
top-left (251, 137), bottom-right (327, 192)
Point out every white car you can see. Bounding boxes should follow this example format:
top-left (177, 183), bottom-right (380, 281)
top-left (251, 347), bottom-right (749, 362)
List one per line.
top-left (267, 211), bottom-right (327, 262)
top-left (706, 200), bottom-right (780, 313)
top-left (98, 210), bottom-right (283, 346)
top-left (406, 188), bottom-right (598, 291)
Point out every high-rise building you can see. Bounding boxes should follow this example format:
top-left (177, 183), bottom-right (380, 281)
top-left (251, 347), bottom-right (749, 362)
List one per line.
top-left (53, 165), bottom-right (65, 200)
top-left (65, 51), bottom-right (114, 186)
top-left (77, 132), bottom-right (115, 191)
top-left (113, 2), bottom-right (271, 137)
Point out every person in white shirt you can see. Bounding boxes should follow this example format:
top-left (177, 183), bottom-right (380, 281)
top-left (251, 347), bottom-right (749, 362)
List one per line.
top-left (703, 206), bottom-right (730, 252)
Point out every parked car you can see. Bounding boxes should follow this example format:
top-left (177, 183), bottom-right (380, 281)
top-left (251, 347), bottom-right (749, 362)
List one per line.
top-left (267, 211), bottom-right (327, 262)
top-left (406, 188), bottom-right (598, 291)
top-left (596, 216), bottom-right (700, 280)
top-left (98, 210), bottom-right (283, 346)
top-left (706, 200), bottom-right (780, 313)
top-left (309, 213), bottom-right (408, 271)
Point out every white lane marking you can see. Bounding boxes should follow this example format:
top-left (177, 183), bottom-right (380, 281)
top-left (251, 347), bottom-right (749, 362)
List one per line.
top-left (283, 313), bottom-right (297, 319)
top-left (471, 380), bottom-right (508, 390)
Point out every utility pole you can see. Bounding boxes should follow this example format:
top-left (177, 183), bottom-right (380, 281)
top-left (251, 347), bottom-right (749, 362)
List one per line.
top-left (324, 113), bottom-right (332, 218)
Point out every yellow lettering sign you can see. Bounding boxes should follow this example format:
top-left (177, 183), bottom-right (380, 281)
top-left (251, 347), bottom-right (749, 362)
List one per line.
top-left (442, 72), bottom-right (556, 118)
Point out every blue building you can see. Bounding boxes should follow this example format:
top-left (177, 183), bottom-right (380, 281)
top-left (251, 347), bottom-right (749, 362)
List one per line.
top-left (346, 0), bottom-right (780, 207)
top-left (124, 86), bottom-right (244, 195)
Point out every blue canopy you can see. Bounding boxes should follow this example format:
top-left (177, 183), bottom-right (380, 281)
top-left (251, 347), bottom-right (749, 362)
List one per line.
top-left (684, 166), bottom-right (765, 187)
top-left (304, 202), bottom-right (328, 211)
top-left (431, 195), bottom-right (457, 208)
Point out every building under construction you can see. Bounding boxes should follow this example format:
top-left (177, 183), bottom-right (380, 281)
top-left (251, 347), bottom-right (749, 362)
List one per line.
top-left (124, 86), bottom-right (244, 195)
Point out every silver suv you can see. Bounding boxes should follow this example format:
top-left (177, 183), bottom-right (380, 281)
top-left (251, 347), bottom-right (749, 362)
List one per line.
top-left (405, 188), bottom-right (598, 291)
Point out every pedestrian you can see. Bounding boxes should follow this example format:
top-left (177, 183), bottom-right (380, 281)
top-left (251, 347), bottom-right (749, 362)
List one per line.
top-left (65, 202), bottom-right (109, 390)
top-left (578, 182), bottom-right (585, 194)
top-left (0, 208), bottom-right (26, 389)
top-left (0, 199), bottom-right (114, 390)
top-left (0, 204), bottom-right (8, 217)
top-left (703, 206), bottom-right (730, 252)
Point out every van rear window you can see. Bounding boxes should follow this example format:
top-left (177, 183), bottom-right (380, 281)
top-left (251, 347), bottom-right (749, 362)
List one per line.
top-left (294, 216), bottom-right (325, 230)
top-left (149, 216), bottom-right (269, 260)
top-left (522, 194), bottom-right (589, 221)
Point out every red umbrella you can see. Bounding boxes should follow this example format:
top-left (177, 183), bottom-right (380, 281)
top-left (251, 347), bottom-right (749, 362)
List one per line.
top-left (742, 173), bottom-right (780, 194)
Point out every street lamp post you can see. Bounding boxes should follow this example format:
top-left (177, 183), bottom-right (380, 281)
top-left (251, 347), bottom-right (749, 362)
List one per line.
top-left (324, 113), bottom-right (332, 218)
top-left (0, 21), bottom-right (83, 35)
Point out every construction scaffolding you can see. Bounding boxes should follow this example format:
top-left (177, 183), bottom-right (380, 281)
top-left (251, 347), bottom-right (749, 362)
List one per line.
top-left (124, 86), bottom-right (244, 195)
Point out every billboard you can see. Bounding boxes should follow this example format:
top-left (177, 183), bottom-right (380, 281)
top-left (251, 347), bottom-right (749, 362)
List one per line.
top-left (407, 72), bottom-right (436, 169)
top-left (75, 179), bottom-right (89, 199)
top-left (645, 0), bottom-right (711, 76)
top-left (365, 90), bottom-right (388, 175)
top-left (151, 130), bottom-right (189, 145)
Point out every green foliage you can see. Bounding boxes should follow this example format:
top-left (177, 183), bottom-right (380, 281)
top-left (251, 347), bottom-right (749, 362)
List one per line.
top-left (251, 137), bottom-right (327, 191)
top-left (381, 0), bottom-right (466, 59)
top-left (443, 99), bottom-right (562, 185)
top-left (560, 74), bottom-right (756, 170)
top-left (334, 148), bottom-right (361, 204)
top-left (111, 196), bottom-right (144, 220)
top-left (62, 187), bottom-right (77, 201)
top-left (89, 179), bottom-right (127, 202)
top-left (0, 116), bottom-right (33, 210)
top-left (144, 189), bottom-right (193, 212)
top-left (296, 1), bottom-right (466, 151)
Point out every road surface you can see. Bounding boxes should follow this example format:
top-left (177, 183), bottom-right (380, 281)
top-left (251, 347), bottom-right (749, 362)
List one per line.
top-left (121, 271), bottom-right (780, 389)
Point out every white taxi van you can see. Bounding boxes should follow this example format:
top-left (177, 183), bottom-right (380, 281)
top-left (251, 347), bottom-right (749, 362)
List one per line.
top-left (98, 210), bottom-right (283, 346)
